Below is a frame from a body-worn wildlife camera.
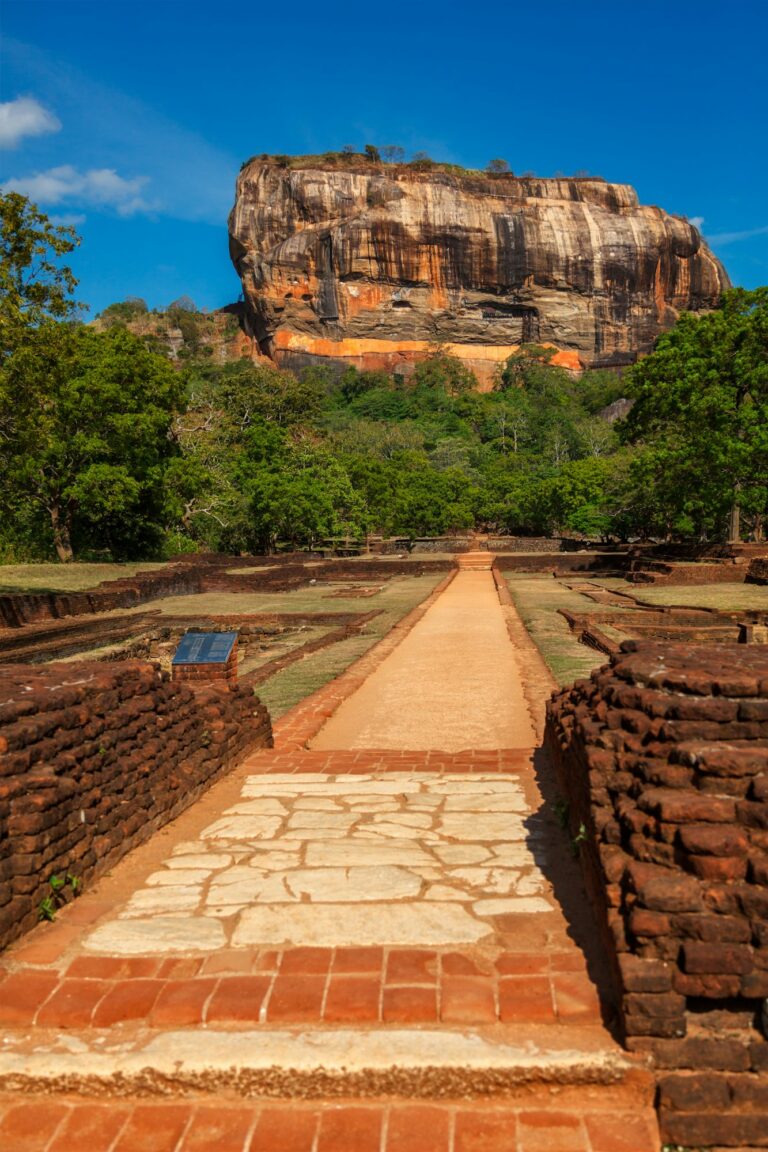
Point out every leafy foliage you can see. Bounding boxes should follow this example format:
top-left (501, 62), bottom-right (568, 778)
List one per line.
top-left (1, 323), bottom-right (184, 560)
top-left (0, 192), bottom-right (79, 356)
top-left (621, 288), bottom-right (768, 541)
top-left (99, 297), bottom-right (148, 325)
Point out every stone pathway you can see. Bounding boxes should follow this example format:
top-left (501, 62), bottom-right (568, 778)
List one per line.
top-left (0, 570), bottom-right (660, 1150)
top-left (313, 570), bottom-right (535, 750)
top-left (81, 763), bottom-right (551, 955)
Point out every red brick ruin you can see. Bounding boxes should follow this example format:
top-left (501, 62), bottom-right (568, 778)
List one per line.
top-left (0, 661), bottom-right (272, 951)
top-left (546, 642), bottom-right (768, 1148)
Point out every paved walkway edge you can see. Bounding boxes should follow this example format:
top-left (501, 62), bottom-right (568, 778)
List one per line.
top-left (0, 1028), bottom-right (650, 1101)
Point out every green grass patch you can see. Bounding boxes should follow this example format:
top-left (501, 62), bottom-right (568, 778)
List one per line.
top-left (596, 579), bottom-right (768, 612)
top-left (505, 575), bottom-right (615, 687)
top-left (254, 574), bottom-right (442, 718)
top-left (0, 562), bottom-right (171, 594)
top-left (141, 578), bottom-right (431, 618)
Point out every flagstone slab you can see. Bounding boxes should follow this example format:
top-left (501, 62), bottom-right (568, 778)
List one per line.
top-left (84, 916), bottom-right (226, 954)
top-left (232, 903), bottom-right (491, 947)
top-left (303, 841), bottom-right (436, 867)
top-left (472, 897), bottom-right (553, 916)
top-left (201, 815), bottom-right (283, 840)
top-left (165, 853), bottom-right (233, 870)
top-left (438, 813), bottom-right (527, 840)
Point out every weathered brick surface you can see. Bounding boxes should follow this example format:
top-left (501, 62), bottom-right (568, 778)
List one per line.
top-left (0, 660), bottom-right (271, 951)
top-left (545, 642), bottom-right (768, 1149)
top-left (747, 557), bottom-right (768, 585)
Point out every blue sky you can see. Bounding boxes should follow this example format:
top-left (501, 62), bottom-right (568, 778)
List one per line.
top-left (2, 0), bottom-right (766, 317)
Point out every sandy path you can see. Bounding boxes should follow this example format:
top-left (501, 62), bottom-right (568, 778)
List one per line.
top-left (311, 571), bottom-right (536, 751)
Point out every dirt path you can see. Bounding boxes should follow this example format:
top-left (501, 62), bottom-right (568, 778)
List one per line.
top-left (312, 570), bottom-right (536, 751)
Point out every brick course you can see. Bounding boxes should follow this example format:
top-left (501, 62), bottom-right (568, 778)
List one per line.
top-left (545, 641), bottom-right (768, 1149)
top-left (0, 660), bottom-right (271, 952)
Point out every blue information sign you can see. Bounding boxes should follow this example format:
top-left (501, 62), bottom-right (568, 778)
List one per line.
top-left (172, 631), bottom-right (238, 666)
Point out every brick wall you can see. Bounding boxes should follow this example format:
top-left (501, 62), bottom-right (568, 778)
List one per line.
top-left (0, 660), bottom-right (272, 952)
top-left (494, 552), bottom-right (627, 574)
top-left (545, 642), bottom-right (768, 1149)
top-left (627, 561), bottom-right (747, 586)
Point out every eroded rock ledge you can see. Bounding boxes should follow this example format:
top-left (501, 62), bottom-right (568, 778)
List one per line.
top-left (229, 158), bottom-right (729, 383)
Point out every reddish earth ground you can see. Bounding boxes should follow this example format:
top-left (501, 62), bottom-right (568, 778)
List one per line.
top-left (0, 568), bottom-right (660, 1150)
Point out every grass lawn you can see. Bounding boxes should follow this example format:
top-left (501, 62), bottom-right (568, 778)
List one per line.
top-left (508, 574), bottom-right (768, 690)
top-left (252, 574), bottom-right (443, 718)
top-left (0, 562), bottom-right (172, 594)
top-left (505, 575), bottom-right (620, 688)
top-left (138, 579), bottom-right (422, 618)
top-left (597, 579), bottom-right (768, 612)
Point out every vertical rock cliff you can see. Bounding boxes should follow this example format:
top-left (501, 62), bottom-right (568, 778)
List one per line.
top-left (229, 156), bottom-right (729, 384)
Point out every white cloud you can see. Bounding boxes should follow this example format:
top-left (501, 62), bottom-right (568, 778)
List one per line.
top-left (0, 95), bottom-right (61, 148)
top-left (689, 216), bottom-right (705, 230)
top-left (4, 39), bottom-right (238, 225)
top-left (707, 224), bottom-right (768, 246)
top-left (48, 213), bottom-right (87, 226)
top-left (2, 164), bottom-right (155, 216)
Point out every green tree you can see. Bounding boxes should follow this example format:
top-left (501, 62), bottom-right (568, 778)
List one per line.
top-left (0, 325), bottom-right (184, 560)
top-left (411, 349), bottom-right (477, 399)
top-left (194, 359), bottom-right (325, 429)
top-left (0, 192), bottom-right (79, 356)
top-left (541, 457), bottom-right (614, 536)
top-left (99, 297), bottom-right (148, 326)
top-left (621, 288), bottom-right (768, 542)
top-left (238, 426), bottom-right (365, 551)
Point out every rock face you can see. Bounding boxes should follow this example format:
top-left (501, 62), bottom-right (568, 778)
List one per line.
top-left (229, 157), bottom-right (729, 384)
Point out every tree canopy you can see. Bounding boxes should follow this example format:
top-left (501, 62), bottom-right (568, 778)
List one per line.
top-left (0, 192), bottom-right (79, 357)
top-left (0, 324), bottom-right (184, 560)
top-left (621, 288), bottom-right (768, 541)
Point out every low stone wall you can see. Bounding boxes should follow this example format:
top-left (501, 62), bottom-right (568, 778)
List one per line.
top-left (0, 660), bottom-right (272, 952)
top-left (0, 564), bottom-right (205, 628)
top-left (747, 558), bottom-right (768, 585)
top-left (380, 536), bottom-right (615, 554)
top-left (545, 642), bottom-right (768, 1150)
top-left (204, 558), bottom-right (453, 593)
top-left (627, 561), bottom-right (747, 586)
top-left (486, 537), bottom-right (565, 553)
top-left (494, 552), bottom-right (628, 574)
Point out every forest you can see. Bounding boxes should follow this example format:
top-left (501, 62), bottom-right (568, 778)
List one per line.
top-left (2, 193), bottom-right (766, 562)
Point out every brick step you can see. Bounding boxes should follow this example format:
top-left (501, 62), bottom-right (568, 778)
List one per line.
top-left (240, 747), bottom-right (537, 773)
top-left (456, 552), bottom-right (494, 570)
top-left (0, 1026), bottom-right (655, 1105)
top-left (0, 1087), bottom-right (661, 1151)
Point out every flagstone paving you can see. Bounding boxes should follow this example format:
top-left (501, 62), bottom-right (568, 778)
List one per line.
top-left (80, 770), bottom-right (553, 955)
top-left (0, 570), bottom-right (660, 1149)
